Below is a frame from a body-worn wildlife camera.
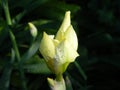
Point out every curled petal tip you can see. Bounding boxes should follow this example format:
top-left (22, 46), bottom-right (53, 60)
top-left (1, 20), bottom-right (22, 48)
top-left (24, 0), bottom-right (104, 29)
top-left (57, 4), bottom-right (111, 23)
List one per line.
top-left (39, 31), bottom-right (55, 62)
top-left (47, 78), bottom-right (55, 87)
top-left (66, 11), bottom-right (70, 14)
top-left (56, 11), bottom-right (71, 41)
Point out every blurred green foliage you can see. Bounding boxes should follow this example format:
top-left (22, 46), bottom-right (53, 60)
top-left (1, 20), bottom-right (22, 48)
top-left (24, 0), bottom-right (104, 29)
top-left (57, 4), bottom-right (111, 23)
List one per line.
top-left (0, 0), bottom-right (120, 90)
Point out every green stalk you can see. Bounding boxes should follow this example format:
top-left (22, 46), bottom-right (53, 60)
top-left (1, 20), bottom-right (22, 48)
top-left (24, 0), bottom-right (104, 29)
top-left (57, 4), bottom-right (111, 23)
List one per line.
top-left (9, 30), bottom-right (21, 61)
top-left (2, 0), bottom-right (20, 61)
top-left (56, 74), bottom-right (63, 81)
top-left (1, 0), bottom-right (12, 25)
top-left (9, 31), bottom-right (27, 90)
top-left (19, 64), bottom-right (27, 90)
top-left (2, 0), bottom-right (27, 89)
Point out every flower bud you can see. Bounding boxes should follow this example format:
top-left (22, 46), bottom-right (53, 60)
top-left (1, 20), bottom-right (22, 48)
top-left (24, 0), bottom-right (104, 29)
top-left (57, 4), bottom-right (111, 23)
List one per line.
top-left (28, 22), bottom-right (37, 38)
top-left (47, 77), bottom-right (66, 90)
top-left (39, 11), bottom-right (79, 75)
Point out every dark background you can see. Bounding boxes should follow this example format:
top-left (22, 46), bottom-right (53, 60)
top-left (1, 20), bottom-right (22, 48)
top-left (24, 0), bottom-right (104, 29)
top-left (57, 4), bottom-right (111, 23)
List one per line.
top-left (0, 0), bottom-right (120, 90)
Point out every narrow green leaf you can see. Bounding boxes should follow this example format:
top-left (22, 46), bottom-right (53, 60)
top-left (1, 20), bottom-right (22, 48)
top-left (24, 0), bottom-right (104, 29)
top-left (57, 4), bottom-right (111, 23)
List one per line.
top-left (24, 61), bottom-right (51, 74)
top-left (0, 25), bottom-right (8, 47)
top-left (74, 61), bottom-right (87, 80)
top-left (20, 34), bottom-right (42, 64)
top-left (12, 0), bottom-right (50, 24)
top-left (66, 72), bottom-right (86, 89)
top-left (23, 55), bottom-right (51, 74)
top-left (65, 76), bottom-right (73, 90)
top-left (0, 49), bottom-right (15, 90)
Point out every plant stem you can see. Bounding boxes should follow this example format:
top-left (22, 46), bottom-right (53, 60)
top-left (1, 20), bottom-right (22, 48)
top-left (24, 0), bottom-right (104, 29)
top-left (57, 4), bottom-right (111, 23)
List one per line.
top-left (2, 0), bottom-right (20, 62)
top-left (9, 30), bottom-right (27, 90)
top-left (19, 63), bottom-right (27, 90)
top-left (2, 0), bottom-right (27, 89)
top-left (9, 30), bottom-right (21, 61)
top-left (2, 0), bottom-right (12, 25)
top-left (56, 74), bottom-right (63, 81)
top-left (9, 31), bottom-right (27, 90)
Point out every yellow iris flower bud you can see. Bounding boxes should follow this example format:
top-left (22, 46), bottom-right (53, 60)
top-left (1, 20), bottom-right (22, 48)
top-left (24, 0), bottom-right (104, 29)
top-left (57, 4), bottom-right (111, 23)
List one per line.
top-left (39, 11), bottom-right (79, 75)
top-left (47, 77), bottom-right (66, 90)
top-left (28, 22), bottom-right (37, 38)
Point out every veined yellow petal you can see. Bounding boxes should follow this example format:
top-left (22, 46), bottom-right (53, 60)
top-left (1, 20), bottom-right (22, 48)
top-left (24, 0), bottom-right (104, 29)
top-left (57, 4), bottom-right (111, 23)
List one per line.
top-left (55, 39), bottom-right (79, 64)
top-left (63, 40), bottom-right (79, 62)
top-left (39, 32), bottom-right (55, 62)
top-left (54, 39), bottom-right (79, 74)
top-left (64, 25), bottom-right (78, 50)
top-left (56, 11), bottom-right (71, 41)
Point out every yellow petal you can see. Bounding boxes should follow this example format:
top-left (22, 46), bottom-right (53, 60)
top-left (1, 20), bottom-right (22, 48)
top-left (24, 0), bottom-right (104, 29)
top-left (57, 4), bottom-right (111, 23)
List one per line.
top-left (47, 78), bottom-right (55, 87)
top-left (53, 39), bottom-right (60, 47)
top-left (56, 11), bottom-right (71, 41)
top-left (47, 77), bottom-right (66, 90)
top-left (64, 25), bottom-right (78, 50)
top-left (55, 39), bottom-right (79, 63)
top-left (54, 39), bottom-right (79, 74)
top-left (49, 35), bottom-right (54, 39)
top-left (39, 32), bottom-right (55, 62)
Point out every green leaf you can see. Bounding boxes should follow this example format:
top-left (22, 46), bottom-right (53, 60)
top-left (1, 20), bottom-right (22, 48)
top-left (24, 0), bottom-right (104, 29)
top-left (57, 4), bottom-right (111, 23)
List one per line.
top-left (12, 0), bottom-right (50, 24)
top-left (0, 49), bottom-right (15, 90)
top-left (20, 34), bottom-right (42, 64)
top-left (0, 21), bottom-right (8, 47)
top-left (65, 76), bottom-right (73, 90)
top-left (74, 61), bottom-right (87, 80)
top-left (24, 56), bottom-right (51, 74)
